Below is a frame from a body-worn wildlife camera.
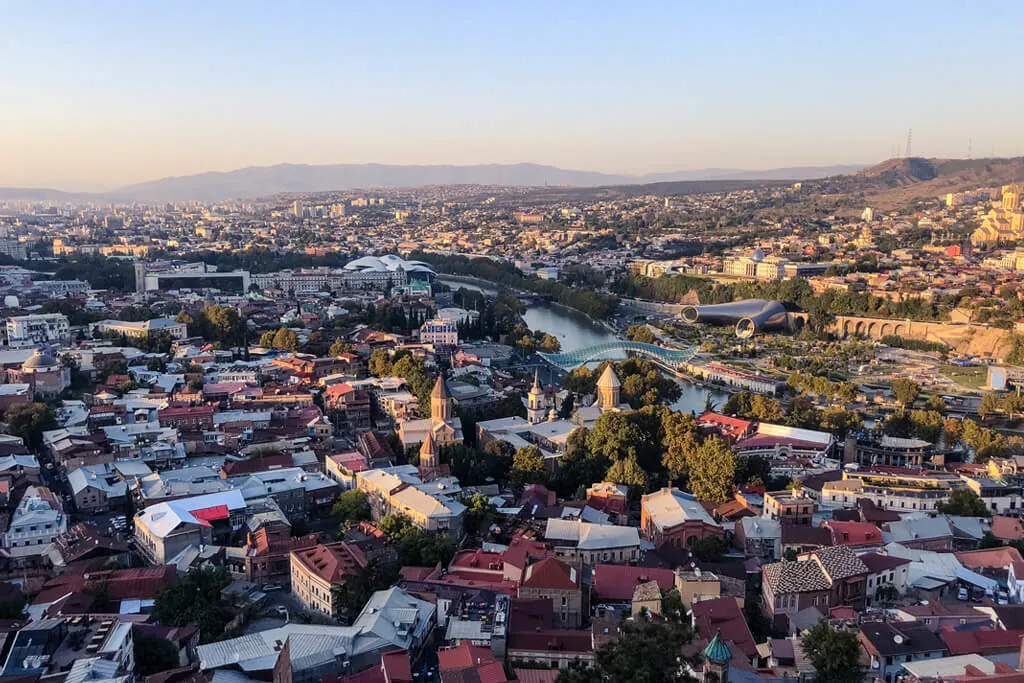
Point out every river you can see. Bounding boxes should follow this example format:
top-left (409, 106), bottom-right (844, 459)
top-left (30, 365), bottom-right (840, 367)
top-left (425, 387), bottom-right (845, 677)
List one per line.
top-left (439, 277), bottom-right (727, 415)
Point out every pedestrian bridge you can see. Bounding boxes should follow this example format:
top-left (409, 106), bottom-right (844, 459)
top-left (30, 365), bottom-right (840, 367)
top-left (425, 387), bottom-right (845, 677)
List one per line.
top-left (538, 341), bottom-right (698, 370)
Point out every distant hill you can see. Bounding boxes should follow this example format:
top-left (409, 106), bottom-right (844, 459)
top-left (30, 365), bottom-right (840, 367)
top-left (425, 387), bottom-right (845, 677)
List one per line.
top-left (0, 187), bottom-right (93, 202)
top-left (809, 156), bottom-right (1024, 207)
top-left (95, 162), bottom-right (867, 202)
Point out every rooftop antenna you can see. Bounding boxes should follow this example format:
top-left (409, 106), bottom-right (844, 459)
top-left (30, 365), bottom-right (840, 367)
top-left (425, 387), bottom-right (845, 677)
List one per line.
top-left (905, 128), bottom-right (913, 159)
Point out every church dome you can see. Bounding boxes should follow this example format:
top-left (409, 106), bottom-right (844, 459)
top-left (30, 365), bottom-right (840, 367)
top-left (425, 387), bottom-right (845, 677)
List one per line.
top-left (596, 364), bottom-right (620, 389)
top-left (431, 376), bottom-right (451, 400)
top-left (22, 349), bottom-right (58, 370)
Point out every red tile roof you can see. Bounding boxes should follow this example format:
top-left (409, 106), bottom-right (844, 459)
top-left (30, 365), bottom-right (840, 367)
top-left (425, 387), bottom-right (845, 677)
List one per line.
top-left (521, 558), bottom-right (578, 591)
top-left (221, 454), bottom-right (293, 477)
top-left (940, 627), bottom-right (1024, 655)
top-left (592, 564), bottom-right (675, 602)
top-left (291, 542), bottom-right (367, 584)
top-left (958, 547), bottom-right (1024, 570)
top-left (399, 565), bottom-right (440, 582)
top-left (512, 671), bottom-right (560, 683)
top-left (34, 565), bottom-right (176, 604)
top-left (824, 520), bottom-right (883, 546)
top-left (498, 535), bottom-right (550, 572)
top-left (380, 650), bottom-right (412, 682)
top-left (437, 642), bottom-right (497, 671)
top-left (506, 629), bottom-right (593, 655)
top-left (691, 597), bottom-right (758, 660)
top-left (992, 516), bottom-right (1024, 541)
top-left (858, 552), bottom-right (911, 573)
top-left (698, 412), bottom-right (753, 439)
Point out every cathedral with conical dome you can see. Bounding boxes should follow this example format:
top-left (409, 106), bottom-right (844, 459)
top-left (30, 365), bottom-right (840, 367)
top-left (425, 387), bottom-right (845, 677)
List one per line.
top-left (398, 375), bottom-right (464, 450)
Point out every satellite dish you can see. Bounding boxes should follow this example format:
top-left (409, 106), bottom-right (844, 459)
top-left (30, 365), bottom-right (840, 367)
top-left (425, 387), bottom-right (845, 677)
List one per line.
top-left (893, 635), bottom-right (904, 645)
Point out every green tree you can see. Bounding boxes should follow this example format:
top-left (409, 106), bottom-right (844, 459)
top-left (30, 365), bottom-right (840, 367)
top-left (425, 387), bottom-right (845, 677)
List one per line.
top-left (511, 445), bottom-right (547, 487)
top-left (688, 436), bottom-right (736, 503)
top-left (908, 410), bottom-right (944, 443)
top-left (153, 567), bottom-right (232, 643)
top-left (605, 453), bottom-right (648, 490)
top-left (892, 378), bottom-right (921, 410)
top-left (397, 527), bottom-right (455, 567)
top-left (661, 411), bottom-right (701, 484)
top-left (555, 617), bottom-right (694, 683)
top-left (1004, 393), bottom-right (1024, 420)
top-left (368, 349), bottom-right (392, 377)
top-left (199, 305), bottom-right (244, 345)
top-left (943, 417), bottom-right (964, 449)
top-left (625, 325), bottom-right (656, 344)
top-left (328, 338), bottom-right (353, 356)
top-left (801, 622), bottom-right (864, 683)
top-left (979, 392), bottom-right (1002, 422)
top-left (980, 531), bottom-right (1004, 548)
top-left (133, 634), bottom-right (182, 677)
top-left (463, 493), bottom-right (497, 535)
top-left (554, 429), bottom-right (611, 498)
top-left (925, 394), bottom-right (947, 414)
top-left (259, 330), bottom-right (275, 348)
top-left (538, 333), bottom-right (561, 352)
top-left (587, 412), bottom-right (644, 463)
top-left (749, 394), bottom-right (785, 422)
top-left (331, 489), bottom-right (371, 529)
top-left (692, 536), bottom-right (727, 562)
top-left (937, 488), bottom-right (990, 517)
top-left (962, 418), bottom-right (1007, 462)
top-left (819, 406), bottom-right (863, 440)
top-left (379, 513), bottom-right (415, 541)
top-left (331, 558), bottom-right (400, 617)
top-left (5, 403), bottom-right (56, 449)
top-left (272, 327), bottom-right (299, 351)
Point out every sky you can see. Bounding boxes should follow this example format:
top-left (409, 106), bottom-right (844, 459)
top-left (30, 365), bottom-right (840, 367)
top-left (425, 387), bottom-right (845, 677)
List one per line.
top-left (3, 0), bottom-right (1024, 190)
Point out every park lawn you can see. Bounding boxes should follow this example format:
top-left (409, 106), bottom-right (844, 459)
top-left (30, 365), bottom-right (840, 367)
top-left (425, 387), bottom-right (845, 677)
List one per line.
top-left (940, 364), bottom-right (988, 389)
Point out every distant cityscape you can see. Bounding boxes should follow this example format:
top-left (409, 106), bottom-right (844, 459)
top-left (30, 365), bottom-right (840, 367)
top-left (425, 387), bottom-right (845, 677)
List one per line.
top-left (0, 159), bottom-right (1023, 683)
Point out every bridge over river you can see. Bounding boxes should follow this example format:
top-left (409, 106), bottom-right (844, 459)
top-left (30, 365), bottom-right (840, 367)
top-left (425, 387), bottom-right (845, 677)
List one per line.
top-left (538, 340), bottom-right (698, 371)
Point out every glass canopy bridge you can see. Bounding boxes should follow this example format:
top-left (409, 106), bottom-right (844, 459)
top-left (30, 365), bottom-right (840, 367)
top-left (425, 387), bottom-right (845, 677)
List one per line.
top-left (537, 341), bottom-right (698, 371)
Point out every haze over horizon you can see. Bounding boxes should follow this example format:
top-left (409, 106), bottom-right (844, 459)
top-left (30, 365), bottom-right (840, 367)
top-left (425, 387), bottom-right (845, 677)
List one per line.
top-left (4, 0), bottom-right (1024, 191)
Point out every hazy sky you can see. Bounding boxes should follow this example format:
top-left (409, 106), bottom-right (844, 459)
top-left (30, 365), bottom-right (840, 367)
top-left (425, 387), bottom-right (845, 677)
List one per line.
top-left (4, 0), bottom-right (1023, 190)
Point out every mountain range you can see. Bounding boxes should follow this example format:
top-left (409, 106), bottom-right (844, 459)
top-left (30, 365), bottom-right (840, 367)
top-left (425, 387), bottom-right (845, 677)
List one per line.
top-left (0, 162), bottom-right (867, 203)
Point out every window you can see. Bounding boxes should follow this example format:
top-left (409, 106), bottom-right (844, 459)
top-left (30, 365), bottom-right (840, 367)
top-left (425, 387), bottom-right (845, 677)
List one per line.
top-left (561, 596), bottom-right (567, 606)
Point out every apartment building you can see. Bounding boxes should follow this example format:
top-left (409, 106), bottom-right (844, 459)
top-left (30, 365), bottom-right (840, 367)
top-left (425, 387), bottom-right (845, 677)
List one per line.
top-left (6, 313), bottom-right (71, 348)
top-left (289, 542), bottom-right (368, 617)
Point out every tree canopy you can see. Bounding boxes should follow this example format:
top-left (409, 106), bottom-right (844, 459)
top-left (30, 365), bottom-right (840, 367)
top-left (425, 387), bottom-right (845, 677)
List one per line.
top-left (332, 489), bottom-right (371, 533)
top-left (688, 436), bottom-right (736, 503)
top-left (5, 403), bottom-right (56, 449)
top-left (153, 567), bottom-right (233, 643)
top-left (801, 623), bottom-right (864, 683)
top-left (512, 445), bottom-right (547, 487)
top-left (937, 488), bottom-right (990, 517)
top-left (556, 616), bottom-right (695, 683)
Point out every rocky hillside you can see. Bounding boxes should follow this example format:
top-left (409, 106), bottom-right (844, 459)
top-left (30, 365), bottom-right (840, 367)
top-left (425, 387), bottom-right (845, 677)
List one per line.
top-left (807, 156), bottom-right (1024, 208)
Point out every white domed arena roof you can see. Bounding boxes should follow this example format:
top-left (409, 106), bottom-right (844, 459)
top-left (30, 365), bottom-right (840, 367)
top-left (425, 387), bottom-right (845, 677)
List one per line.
top-left (343, 255), bottom-right (436, 274)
